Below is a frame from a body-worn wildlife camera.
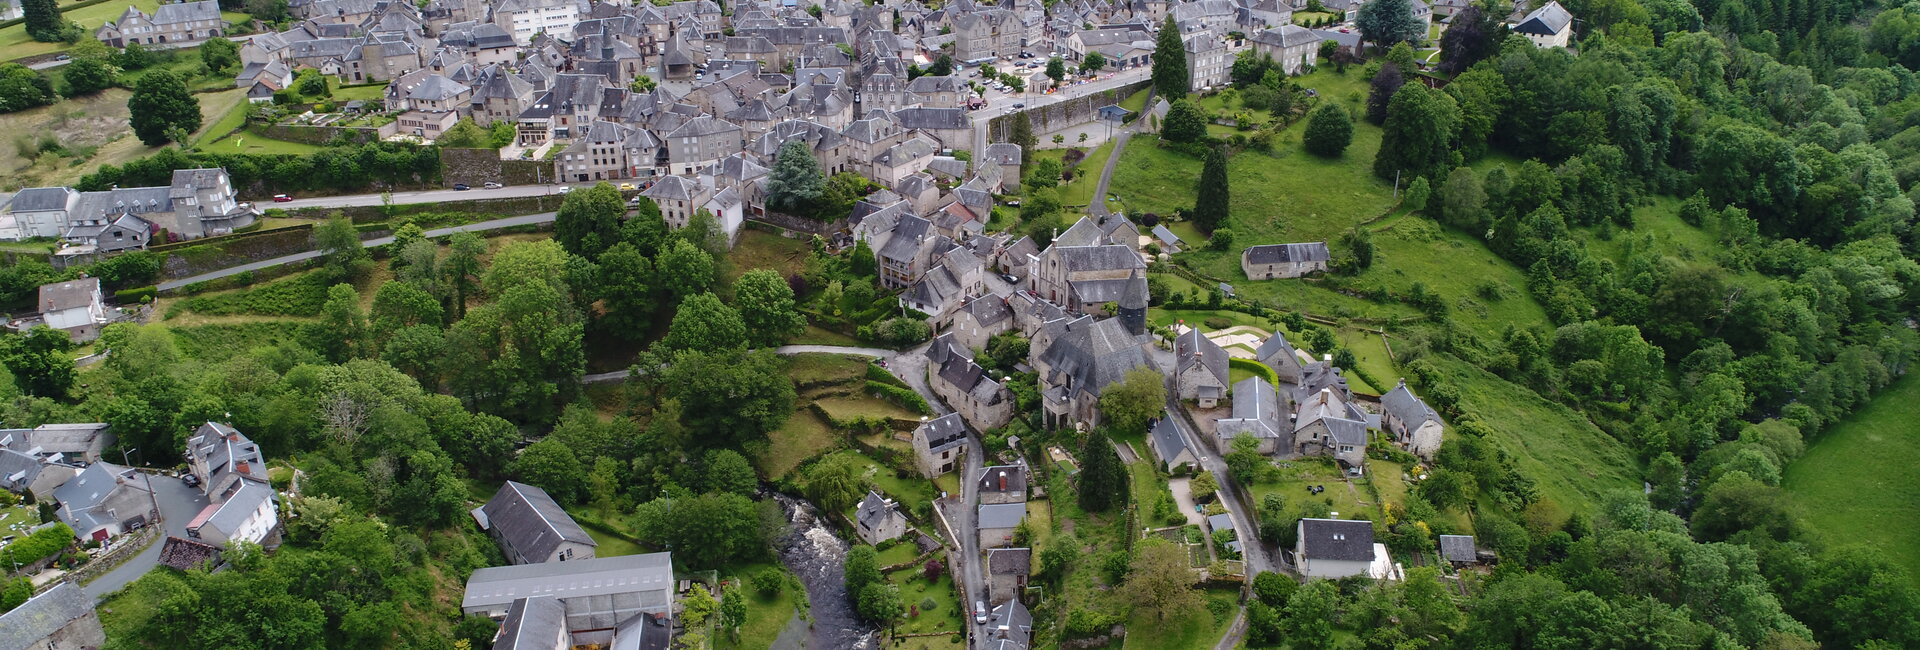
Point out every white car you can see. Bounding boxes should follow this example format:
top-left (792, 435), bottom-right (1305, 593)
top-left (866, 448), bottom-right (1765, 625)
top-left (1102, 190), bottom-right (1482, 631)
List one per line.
top-left (974, 601), bottom-right (988, 625)
top-left (557, 186), bottom-right (574, 194)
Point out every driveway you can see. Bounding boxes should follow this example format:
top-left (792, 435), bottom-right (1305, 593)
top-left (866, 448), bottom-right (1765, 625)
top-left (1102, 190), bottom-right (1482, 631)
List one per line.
top-left (83, 475), bottom-right (208, 599)
top-left (156, 212), bottom-right (557, 291)
top-left (1167, 477), bottom-right (1206, 526)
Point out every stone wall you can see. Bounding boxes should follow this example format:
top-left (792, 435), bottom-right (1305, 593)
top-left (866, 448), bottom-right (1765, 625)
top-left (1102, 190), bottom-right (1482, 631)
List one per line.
top-left (986, 80), bottom-right (1153, 143)
top-left (750, 211), bottom-right (849, 235)
top-left (157, 227), bottom-right (317, 279)
top-left (440, 148), bottom-right (548, 187)
top-left (256, 123), bottom-right (382, 146)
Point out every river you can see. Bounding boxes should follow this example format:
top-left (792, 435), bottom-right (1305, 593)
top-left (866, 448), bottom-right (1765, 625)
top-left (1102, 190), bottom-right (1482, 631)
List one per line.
top-left (769, 492), bottom-right (880, 650)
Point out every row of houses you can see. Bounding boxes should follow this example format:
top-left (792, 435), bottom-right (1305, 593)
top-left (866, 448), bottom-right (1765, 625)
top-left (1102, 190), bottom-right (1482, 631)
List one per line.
top-left (1, 169), bottom-right (256, 250)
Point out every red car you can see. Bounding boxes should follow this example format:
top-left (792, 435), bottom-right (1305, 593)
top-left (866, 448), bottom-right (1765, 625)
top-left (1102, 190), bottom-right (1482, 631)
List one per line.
top-left (271, 194), bottom-right (293, 202)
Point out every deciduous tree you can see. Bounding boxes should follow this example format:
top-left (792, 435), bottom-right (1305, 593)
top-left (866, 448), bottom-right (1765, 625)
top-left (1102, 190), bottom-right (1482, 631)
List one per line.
top-left (128, 70), bottom-right (200, 145)
top-left (1099, 367), bottom-right (1166, 434)
top-left (1303, 103), bottom-right (1353, 157)
top-left (200, 37), bottom-right (239, 73)
top-left (734, 269), bottom-right (806, 347)
top-left (1162, 98), bottom-right (1208, 143)
top-left (554, 182), bottom-right (625, 259)
top-left (59, 57), bottom-right (114, 97)
top-left (1121, 538), bottom-right (1201, 621)
top-left (663, 292), bottom-right (747, 352)
top-left (1374, 83), bottom-right (1461, 183)
top-left (658, 348), bottom-right (795, 447)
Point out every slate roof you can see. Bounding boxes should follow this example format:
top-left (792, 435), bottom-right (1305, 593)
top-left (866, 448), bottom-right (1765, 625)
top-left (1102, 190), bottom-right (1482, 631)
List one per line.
top-left (1381, 379), bottom-right (1442, 429)
top-left (495, 596), bottom-right (568, 650)
top-left (1175, 328), bottom-right (1230, 386)
top-left (1054, 244), bottom-right (1145, 273)
top-left (1215, 376), bottom-right (1281, 440)
top-left (988, 598), bottom-right (1033, 646)
top-left (855, 490), bottom-right (900, 528)
top-left (0, 450), bottom-right (46, 493)
top-left (188, 422), bottom-right (268, 489)
top-left (476, 481), bottom-right (598, 563)
top-left (7, 187), bottom-right (76, 213)
top-left (958, 294), bottom-right (1013, 327)
top-left (200, 479), bottom-right (273, 537)
top-left (1151, 224), bottom-right (1182, 247)
top-left (1242, 242), bottom-right (1330, 265)
top-left (37, 277), bottom-right (98, 313)
top-left (1038, 316), bottom-right (1153, 400)
top-left (408, 74), bottom-right (470, 101)
top-left (1514, 1), bottom-right (1572, 35)
top-left (1299, 518), bottom-right (1375, 561)
top-left (983, 142), bottom-right (1022, 166)
top-left (610, 611), bottom-right (674, 650)
top-left (878, 214), bottom-right (933, 262)
top-left (54, 462), bottom-right (144, 531)
top-left (1207, 512), bottom-right (1235, 534)
top-left (978, 502), bottom-right (1026, 529)
top-left (1254, 332), bottom-right (1300, 369)
top-left (918, 413), bottom-right (969, 452)
top-left (0, 582), bottom-right (94, 650)
top-left (1438, 535), bottom-right (1477, 563)
top-left (1148, 415), bottom-right (1194, 465)
top-left (1252, 24), bottom-right (1320, 48)
top-left (150, 0), bottom-right (222, 24)
top-left (988, 547), bottom-right (1031, 575)
top-left (977, 465), bottom-right (1027, 496)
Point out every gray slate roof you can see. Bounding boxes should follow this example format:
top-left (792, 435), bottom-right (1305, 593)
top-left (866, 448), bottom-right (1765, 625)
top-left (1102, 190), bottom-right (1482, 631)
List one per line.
top-left (6, 187), bottom-right (75, 213)
top-left (1036, 316), bottom-right (1154, 401)
top-left (1216, 376), bottom-right (1281, 440)
top-left (1175, 328), bottom-right (1230, 386)
top-left (0, 582), bottom-right (94, 650)
top-left (1243, 242), bottom-right (1330, 265)
top-left (495, 596), bottom-right (568, 650)
top-left (1514, 1), bottom-right (1572, 35)
top-left (1381, 379), bottom-right (1442, 429)
top-left (988, 547), bottom-right (1031, 575)
top-left (1148, 415), bottom-right (1194, 465)
top-left (855, 490), bottom-right (900, 528)
top-left (462, 552), bottom-right (675, 610)
top-left (978, 502), bottom-right (1026, 529)
top-left (918, 413), bottom-right (969, 452)
top-left (1299, 518), bottom-right (1374, 561)
top-left (977, 465), bottom-right (1027, 496)
top-left (477, 481), bottom-right (598, 563)
top-left (1438, 535), bottom-right (1477, 562)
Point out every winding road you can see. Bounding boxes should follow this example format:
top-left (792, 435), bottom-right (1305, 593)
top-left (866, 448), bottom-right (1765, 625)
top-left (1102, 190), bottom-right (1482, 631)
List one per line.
top-left (156, 212), bottom-right (556, 291)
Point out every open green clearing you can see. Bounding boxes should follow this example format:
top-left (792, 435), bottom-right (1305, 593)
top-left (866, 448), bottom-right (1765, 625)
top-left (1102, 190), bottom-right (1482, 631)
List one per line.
top-left (1121, 587), bottom-right (1240, 650)
top-left (729, 229), bottom-right (812, 280)
top-left (716, 563), bottom-right (802, 650)
top-left (755, 407), bottom-right (836, 480)
top-left (1785, 373), bottom-right (1920, 586)
top-left (0, 0), bottom-right (163, 61)
top-left (836, 451), bottom-right (936, 516)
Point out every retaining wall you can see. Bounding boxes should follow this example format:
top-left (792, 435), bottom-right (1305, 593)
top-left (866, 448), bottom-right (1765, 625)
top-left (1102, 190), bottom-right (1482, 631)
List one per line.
top-left (986, 80), bottom-right (1152, 143)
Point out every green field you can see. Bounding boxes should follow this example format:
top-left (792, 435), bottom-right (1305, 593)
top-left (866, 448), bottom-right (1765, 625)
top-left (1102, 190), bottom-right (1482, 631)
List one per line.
top-left (756, 408), bottom-right (838, 480)
top-left (1122, 588), bottom-right (1240, 650)
top-left (1, 0), bottom-right (163, 61)
top-left (204, 127), bottom-right (327, 155)
top-left (1785, 373), bottom-right (1920, 586)
top-left (716, 564), bottom-right (802, 650)
top-left (1428, 355), bottom-right (1637, 517)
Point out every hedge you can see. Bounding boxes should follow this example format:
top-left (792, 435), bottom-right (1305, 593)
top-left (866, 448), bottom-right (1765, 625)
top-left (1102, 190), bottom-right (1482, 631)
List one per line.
top-left (865, 381), bottom-right (932, 415)
top-left (865, 363), bottom-right (909, 389)
top-left (112, 286), bottom-right (157, 304)
top-left (1228, 357), bottom-right (1279, 387)
top-left (172, 272), bottom-right (331, 317)
top-left (4, 523), bottom-right (74, 567)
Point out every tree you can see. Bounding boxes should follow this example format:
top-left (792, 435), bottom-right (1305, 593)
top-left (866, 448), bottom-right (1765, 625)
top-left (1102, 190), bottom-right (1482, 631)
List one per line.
top-left (21, 0), bottom-right (66, 42)
top-left (766, 139), bottom-right (825, 215)
top-left (659, 348), bottom-right (796, 447)
top-left (1282, 580), bottom-right (1337, 650)
top-left (1438, 167), bottom-right (1487, 230)
top-left (1009, 113), bottom-right (1037, 158)
top-left (1152, 15), bottom-right (1190, 100)
top-left (127, 70), bottom-right (200, 146)
top-left (443, 231), bottom-right (486, 318)
top-left (721, 587), bottom-right (747, 637)
top-left (1438, 5), bottom-right (1501, 75)
top-left (1077, 430), bottom-right (1127, 512)
top-left (1690, 470), bottom-right (1795, 541)
top-left (200, 37), bottom-right (239, 73)
top-left (818, 171), bottom-right (875, 220)
top-left (1356, 0), bottom-right (1425, 51)
top-left (1225, 435), bottom-right (1267, 484)
top-left (1403, 176), bottom-right (1430, 211)
top-left (445, 279), bottom-right (585, 422)
top-left (1647, 451), bottom-right (1686, 510)
top-left (927, 54), bottom-right (954, 76)
top-left (1122, 538), bottom-right (1201, 621)
top-left (368, 281), bottom-right (443, 341)
top-left (1302, 103), bottom-right (1353, 157)
top-left (0, 64), bottom-right (56, 113)
top-left (656, 238), bottom-right (716, 301)
top-left (734, 269), bottom-right (806, 347)
top-left (844, 545), bottom-right (881, 595)
top-left (315, 215), bottom-right (369, 281)
top-left (0, 327), bottom-right (73, 398)
top-left (803, 452), bottom-right (863, 514)
top-left (243, 0), bottom-right (290, 21)
top-left (703, 449), bottom-right (758, 497)
top-left (595, 242), bottom-right (655, 339)
top-left (664, 292), bottom-right (747, 352)
top-left (60, 57), bottom-right (114, 97)
top-left (320, 283), bottom-right (366, 363)
top-left (630, 492), bottom-right (764, 569)
top-left (1080, 51), bottom-right (1108, 74)
top-left (514, 437), bottom-right (586, 502)
top-left (1162, 98), bottom-right (1208, 143)
top-left (629, 75), bottom-right (657, 92)
top-left (1374, 83), bottom-right (1460, 183)
top-left (1193, 146), bottom-right (1230, 232)
top-left (849, 240), bottom-right (876, 277)
top-left (858, 582), bottom-right (904, 625)
top-left (1099, 367), bottom-right (1166, 434)
top-left (1364, 63), bottom-right (1404, 125)
top-left (554, 182), bottom-right (625, 259)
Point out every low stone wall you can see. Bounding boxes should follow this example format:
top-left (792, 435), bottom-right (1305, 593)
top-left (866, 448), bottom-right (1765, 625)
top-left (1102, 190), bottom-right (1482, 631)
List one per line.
top-left (257, 123), bottom-right (382, 146)
top-left (987, 80), bottom-right (1153, 143)
top-left (441, 148), bottom-right (548, 187)
top-left (750, 211), bottom-right (848, 235)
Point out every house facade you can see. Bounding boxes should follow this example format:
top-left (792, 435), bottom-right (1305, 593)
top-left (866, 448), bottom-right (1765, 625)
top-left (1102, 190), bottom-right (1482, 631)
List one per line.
top-left (1295, 518), bottom-right (1376, 579)
top-left (1241, 242), bottom-right (1331, 279)
top-left (36, 277), bottom-right (108, 343)
top-left (1172, 328), bottom-right (1229, 408)
top-left (96, 0), bottom-right (228, 49)
top-left (1380, 379), bottom-right (1445, 460)
top-left (854, 491), bottom-right (908, 545)
top-left (912, 413), bottom-right (968, 478)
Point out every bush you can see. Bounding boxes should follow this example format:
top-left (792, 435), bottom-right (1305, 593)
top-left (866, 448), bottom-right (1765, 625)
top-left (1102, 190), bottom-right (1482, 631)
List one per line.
top-left (865, 363), bottom-right (909, 389)
top-left (7, 523), bottom-right (75, 566)
top-left (174, 272), bottom-right (330, 317)
top-left (1064, 608), bottom-right (1123, 638)
top-left (751, 568), bottom-right (786, 596)
top-left (866, 381), bottom-right (933, 415)
top-left (1229, 358), bottom-right (1280, 386)
top-left (1203, 316), bottom-right (1232, 329)
top-left (112, 286), bottom-right (157, 304)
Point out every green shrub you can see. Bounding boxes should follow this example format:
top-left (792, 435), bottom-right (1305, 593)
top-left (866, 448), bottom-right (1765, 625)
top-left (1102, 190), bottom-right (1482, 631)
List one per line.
top-left (865, 363), bottom-right (909, 389)
top-left (7, 523), bottom-right (74, 566)
top-left (1229, 358), bottom-right (1280, 386)
top-left (112, 286), bottom-right (157, 303)
top-left (865, 381), bottom-right (932, 415)
top-left (176, 272), bottom-right (331, 317)
top-left (1203, 316), bottom-right (1232, 329)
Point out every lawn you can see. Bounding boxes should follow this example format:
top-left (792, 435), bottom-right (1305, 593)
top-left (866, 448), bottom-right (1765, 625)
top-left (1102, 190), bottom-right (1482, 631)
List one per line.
top-left (1121, 587), bottom-right (1240, 650)
top-left (206, 127), bottom-right (327, 155)
top-left (793, 323), bottom-right (863, 346)
top-left (332, 82), bottom-right (391, 101)
top-left (1428, 354), bottom-right (1637, 518)
top-left (755, 408), bottom-right (839, 480)
top-left (716, 563), bottom-right (802, 650)
top-left (0, 504), bottom-right (39, 538)
top-left (1352, 213), bottom-right (1553, 337)
top-left (1785, 373), bottom-right (1920, 587)
top-left (835, 451), bottom-right (937, 514)
top-left (815, 395), bottom-right (921, 422)
top-left (1250, 458), bottom-right (1380, 524)
top-left (1334, 327), bottom-right (1397, 395)
top-left (1118, 88), bottom-right (1149, 113)
top-left (578, 519), bottom-right (647, 557)
top-left (729, 229), bottom-right (813, 280)
top-left (194, 89), bottom-right (253, 145)
top-left (787, 352), bottom-right (869, 385)
top-left (887, 565), bottom-right (965, 644)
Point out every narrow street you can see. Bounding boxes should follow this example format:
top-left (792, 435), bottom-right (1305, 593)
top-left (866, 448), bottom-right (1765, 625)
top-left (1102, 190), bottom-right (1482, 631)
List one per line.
top-left (82, 475), bottom-right (208, 599)
top-left (156, 212), bottom-right (557, 291)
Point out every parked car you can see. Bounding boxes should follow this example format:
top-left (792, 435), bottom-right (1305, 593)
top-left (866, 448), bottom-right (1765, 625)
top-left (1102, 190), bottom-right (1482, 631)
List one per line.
top-left (1012, 102), bottom-right (1025, 108)
top-left (1002, 273), bottom-right (1019, 284)
top-left (182, 473), bottom-right (200, 488)
top-left (618, 182), bottom-right (638, 191)
top-left (271, 194), bottom-right (292, 202)
top-left (557, 186), bottom-right (574, 194)
top-left (482, 181), bottom-right (502, 189)
top-left (974, 601), bottom-right (988, 625)
top-left (452, 183), bottom-right (470, 190)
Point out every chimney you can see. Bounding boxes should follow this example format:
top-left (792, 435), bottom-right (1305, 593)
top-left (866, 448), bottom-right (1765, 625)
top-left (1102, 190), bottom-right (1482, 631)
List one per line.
top-left (228, 433), bottom-right (240, 442)
top-left (1323, 354), bottom-right (1332, 362)
top-left (234, 461), bottom-right (250, 476)
top-left (1319, 388), bottom-right (1330, 405)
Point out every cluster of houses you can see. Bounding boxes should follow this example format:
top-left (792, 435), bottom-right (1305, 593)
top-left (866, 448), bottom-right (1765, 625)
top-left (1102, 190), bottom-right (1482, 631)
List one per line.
top-left (465, 481), bottom-right (677, 649)
top-left (0, 168), bottom-right (257, 256)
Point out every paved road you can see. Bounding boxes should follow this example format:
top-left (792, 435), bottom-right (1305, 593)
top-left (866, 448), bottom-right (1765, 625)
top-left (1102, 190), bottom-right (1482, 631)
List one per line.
top-left (1088, 129), bottom-right (1136, 219)
top-left (269, 184), bottom-right (590, 210)
top-left (83, 475), bottom-right (208, 599)
top-left (156, 212), bottom-right (556, 291)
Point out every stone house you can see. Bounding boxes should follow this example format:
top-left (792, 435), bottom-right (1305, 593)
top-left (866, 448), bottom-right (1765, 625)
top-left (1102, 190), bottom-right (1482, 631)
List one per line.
top-left (55, 462), bottom-right (156, 542)
top-left (2, 187), bottom-right (79, 240)
top-left (1296, 518), bottom-right (1387, 579)
top-left (1380, 379), bottom-right (1444, 460)
top-left (185, 479), bottom-right (277, 546)
top-left (1147, 415), bottom-right (1198, 472)
top-left (986, 547), bottom-right (1032, 605)
top-left (949, 294), bottom-right (1015, 353)
top-left (1292, 387), bottom-right (1369, 469)
top-left (1184, 30), bottom-right (1230, 92)
top-left (926, 335), bottom-right (1016, 434)
top-left (1214, 376), bottom-right (1283, 454)
top-left (96, 0), bottom-right (227, 49)
top-left (912, 413), bottom-right (969, 478)
top-left (35, 277), bottom-right (108, 343)
top-left (186, 422), bottom-right (268, 502)
top-left (1033, 315), bottom-right (1155, 429)
top-left (1254, 331), bottom-right (1310, 385)
top-left (0, 582), bottom-right (104, 650)
top-left (663, 116), bottom-right (746, 176)
top-left (1250, 24), bottom-right (1323, 75)
top-left (854, 491), bottom-right (908, 545)
top-left (494, 0), bottom-right (581, 45)
top-left (976, 464), bottom-right (1028, 505)
top-left (1513, 1), bottom-right (1574, 48)
top-left (978, 502), bottom-right (1026, 548)
top-left (1241, 242), bottom-right (1331, 279)
top-left (1172, 328), bottom-right (1230, 408)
